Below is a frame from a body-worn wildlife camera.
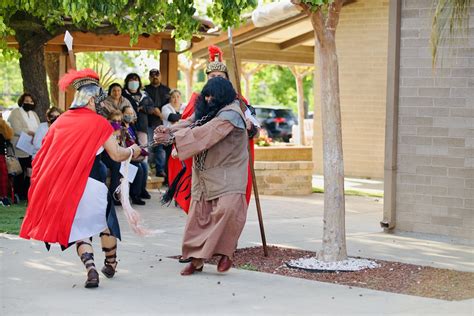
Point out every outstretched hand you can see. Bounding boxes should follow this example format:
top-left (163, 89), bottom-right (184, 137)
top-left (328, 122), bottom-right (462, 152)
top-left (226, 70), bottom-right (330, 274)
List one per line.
top-left (154, 126), bottom-right (169, 134)
top-left (153, 126), bottom-right (171, 144)
top-left (130, 144), bottom-right (141, 159)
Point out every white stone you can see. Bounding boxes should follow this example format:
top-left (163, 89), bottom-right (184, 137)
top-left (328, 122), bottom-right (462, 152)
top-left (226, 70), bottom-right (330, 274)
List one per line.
top-left (287, 257), bottom-right (380, 272)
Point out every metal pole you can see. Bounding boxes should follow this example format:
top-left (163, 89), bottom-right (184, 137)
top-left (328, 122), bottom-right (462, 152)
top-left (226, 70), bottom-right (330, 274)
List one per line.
top-left (228, 27), bottom-right (268, 257)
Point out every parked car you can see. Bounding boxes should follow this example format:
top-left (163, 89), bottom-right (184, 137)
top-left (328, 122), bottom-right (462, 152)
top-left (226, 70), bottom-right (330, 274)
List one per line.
top-left (253, 105), bottom-right (297, 142)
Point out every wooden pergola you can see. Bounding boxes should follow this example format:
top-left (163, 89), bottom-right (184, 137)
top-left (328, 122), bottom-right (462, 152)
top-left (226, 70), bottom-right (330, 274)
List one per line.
top-left (192, 12), bottom-right (315, 82)
top-left (7, 28), bottom-right (210, 109)
top-left (190, 0), bottom-right (389, 180)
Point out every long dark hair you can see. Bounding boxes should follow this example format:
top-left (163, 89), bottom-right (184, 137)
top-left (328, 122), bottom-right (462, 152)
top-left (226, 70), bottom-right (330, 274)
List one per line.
top-left (194, 77), bottom-right (236, 123)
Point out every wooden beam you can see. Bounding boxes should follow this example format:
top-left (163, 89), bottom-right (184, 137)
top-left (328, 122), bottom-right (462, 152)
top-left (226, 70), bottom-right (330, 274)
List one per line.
top-left (222, 48), bottom-right (313, 65)
top-left (192, 13), bottom-right (308, 58)
top-left (279, 31), bottom-right (313, 50)
top-left (210, 41), bottom-right (313, 65)
top-left (58, 53), bottom-right (67, 110)
top-left (9, 32), bottom-right (204, 53)
top-left (160, 50), bottom-right (178, 88)
top-left (238, 41), bottom-right (313, 53)
top-left (47, 32), bottom-right (164, 51)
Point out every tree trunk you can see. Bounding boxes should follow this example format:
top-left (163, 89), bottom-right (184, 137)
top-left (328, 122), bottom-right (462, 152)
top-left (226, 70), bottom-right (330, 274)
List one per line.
top-left (45, 52), bottom-right (60, 107)
top-left (315, 29), bottom-right (347, 262)
top-left (295, 75), bottom-right (306, 145)
top-left (16, 32), bottom-right (50, 122)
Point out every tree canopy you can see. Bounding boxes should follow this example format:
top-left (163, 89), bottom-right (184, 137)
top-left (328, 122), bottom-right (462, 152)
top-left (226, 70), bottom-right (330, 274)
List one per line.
top-left (0, 0), bottom-right (257, 48)
top-left (0, 0), bottom-right (257, 119)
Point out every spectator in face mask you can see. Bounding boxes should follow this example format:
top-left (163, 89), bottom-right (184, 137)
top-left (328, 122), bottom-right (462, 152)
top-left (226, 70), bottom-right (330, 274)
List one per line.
top-left (7, 93), bottom-right (41, 201)
top-left (32, 107), bottom-right (63, 159)
top-left (121, 73), bottom-right (154, 149)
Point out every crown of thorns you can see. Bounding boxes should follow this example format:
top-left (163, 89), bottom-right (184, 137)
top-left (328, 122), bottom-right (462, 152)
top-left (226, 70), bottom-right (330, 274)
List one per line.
top-left (206, 61), bottom-right (228, 74)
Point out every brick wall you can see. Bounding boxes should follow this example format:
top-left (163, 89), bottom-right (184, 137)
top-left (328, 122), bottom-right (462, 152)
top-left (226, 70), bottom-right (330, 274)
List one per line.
top-left (254, 161), bottom-right (313, 195)
top-left (397, 0), bottom-right (474, 239)
top-left (312, 0), bottom-right (389, 179)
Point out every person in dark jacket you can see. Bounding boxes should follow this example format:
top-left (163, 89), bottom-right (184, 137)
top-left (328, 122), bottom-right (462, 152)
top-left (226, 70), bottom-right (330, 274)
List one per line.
top-left (144, 68), bottom-right (170, 179)
top-left (122, 73), bottom-right (153, 199)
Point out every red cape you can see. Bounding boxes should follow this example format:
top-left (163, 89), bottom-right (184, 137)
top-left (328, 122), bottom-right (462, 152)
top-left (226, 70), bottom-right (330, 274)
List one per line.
top-left (20, 108), bottom-right (113, 247)
top-left (168, 92), bottom-right (254, 213)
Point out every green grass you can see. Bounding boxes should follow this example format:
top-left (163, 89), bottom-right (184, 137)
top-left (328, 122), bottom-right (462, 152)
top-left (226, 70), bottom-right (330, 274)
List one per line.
top-left (239, 263), bottom-right (258, 271)
top-left (0, 202), bottom-right (26, 234)
top-left (312, 187), bottom-right (384, 198)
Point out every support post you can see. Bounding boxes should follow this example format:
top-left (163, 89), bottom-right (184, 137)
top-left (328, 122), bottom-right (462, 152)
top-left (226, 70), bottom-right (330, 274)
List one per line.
top-left (382, 0), bottom-right (401, 230)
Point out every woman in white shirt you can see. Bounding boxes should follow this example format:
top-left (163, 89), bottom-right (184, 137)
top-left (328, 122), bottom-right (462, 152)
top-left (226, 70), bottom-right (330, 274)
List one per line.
top-left (161, 89), bottom-right (183, 182)
top-left (7, 93), bottom-right (40, 201)
top-left (32, 107), bottom-right (62, 159)
top-left (161, 89), bottom-right (183, 128)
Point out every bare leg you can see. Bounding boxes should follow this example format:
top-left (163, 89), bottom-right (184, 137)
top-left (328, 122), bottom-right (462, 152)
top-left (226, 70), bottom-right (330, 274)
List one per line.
top-left (100, 229), bottom-right (118, 278)
top-left (76, 239), bottom-right (99, 288)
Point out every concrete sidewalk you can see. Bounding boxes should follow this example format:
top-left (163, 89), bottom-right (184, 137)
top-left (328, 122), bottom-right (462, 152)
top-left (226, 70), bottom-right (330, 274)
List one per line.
top-left (312, 175), bottom-right (384, 196)
top-left (1, 191), bottom-right (473, 315)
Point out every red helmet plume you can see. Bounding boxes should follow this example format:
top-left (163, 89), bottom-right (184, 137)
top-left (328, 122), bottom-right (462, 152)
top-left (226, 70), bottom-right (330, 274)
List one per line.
top-left (59, 68), bottom-right (100, 91)
top-left (208, 45), bottom-right (223, 62)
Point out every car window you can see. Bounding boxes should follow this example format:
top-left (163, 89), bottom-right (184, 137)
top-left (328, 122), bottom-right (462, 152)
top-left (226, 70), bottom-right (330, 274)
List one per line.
top-left (274, 110), bottom-right (294, 119)
top-left (255, 108), bottom-right (275, 119)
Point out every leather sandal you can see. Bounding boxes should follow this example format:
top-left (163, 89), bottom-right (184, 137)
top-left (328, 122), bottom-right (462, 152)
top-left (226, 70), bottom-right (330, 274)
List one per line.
top-left (85, 268), bottom-right (99, 288)
top-left (100, 233), bottom-right (117, 278)
top-left (80, 252), bottom-right (99, 288)
top-left (217, 255), bottom-right (233, 273)
top-left (180, 261), bottom-right (204, 276)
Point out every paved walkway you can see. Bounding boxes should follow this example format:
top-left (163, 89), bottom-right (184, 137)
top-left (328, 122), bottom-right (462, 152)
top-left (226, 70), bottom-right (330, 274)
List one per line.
top-left (312, 175), bottom-right (384, 195)
top-left (1, 191), bottom-right (473, 315)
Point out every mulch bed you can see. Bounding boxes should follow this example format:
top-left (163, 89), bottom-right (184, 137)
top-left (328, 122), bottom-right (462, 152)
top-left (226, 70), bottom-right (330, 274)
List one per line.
top-left (175, 245), bottom-right (474, 301)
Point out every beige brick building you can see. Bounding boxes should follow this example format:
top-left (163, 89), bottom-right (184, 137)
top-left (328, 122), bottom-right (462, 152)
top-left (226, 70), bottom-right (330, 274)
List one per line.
top-left (383, 0), bottom-right (474, 240)
top-left (312, 0), bottom-right (389, 179)
top-left (191, 0), bottom-right (473, 241)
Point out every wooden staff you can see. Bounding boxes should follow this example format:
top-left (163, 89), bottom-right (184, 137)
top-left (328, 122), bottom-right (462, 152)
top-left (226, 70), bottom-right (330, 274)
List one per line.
top-left (228, 27), bottom-right (268, 257)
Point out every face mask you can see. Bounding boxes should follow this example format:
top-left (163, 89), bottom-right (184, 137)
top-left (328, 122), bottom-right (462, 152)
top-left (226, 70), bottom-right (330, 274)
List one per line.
top-left (128, 81), bottom-right (140, 91)
top-left (23, 103), bottom-right (34, 112)
top-left (123, 114), bottom-right (134, 123)
top-left (111, 122), bottom-right (121, 131)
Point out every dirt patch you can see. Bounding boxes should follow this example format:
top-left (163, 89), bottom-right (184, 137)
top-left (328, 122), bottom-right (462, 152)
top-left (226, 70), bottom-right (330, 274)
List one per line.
top-left (177, 246), bottom-right (474, 301)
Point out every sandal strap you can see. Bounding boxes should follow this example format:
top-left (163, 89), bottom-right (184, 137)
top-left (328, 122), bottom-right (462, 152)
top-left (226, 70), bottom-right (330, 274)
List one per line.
top-left (85, 262), bottom-right (96, 269)
top-left (105, 254), bottom-right (117, 260)
top-left (80, 252), bottom-right (95, 264)
top-left (101, 244), bottom-right (117, 253)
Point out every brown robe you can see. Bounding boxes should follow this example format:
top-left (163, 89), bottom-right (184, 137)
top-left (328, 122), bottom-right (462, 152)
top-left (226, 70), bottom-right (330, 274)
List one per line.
top-left (173, 101), bottom-right (249, 259)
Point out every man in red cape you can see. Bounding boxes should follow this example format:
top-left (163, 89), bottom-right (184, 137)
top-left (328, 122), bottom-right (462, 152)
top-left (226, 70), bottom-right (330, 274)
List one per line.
top-left (19, 69), bottom-right (140, 288)
top-left (167, 45), bottom-right (257, 213)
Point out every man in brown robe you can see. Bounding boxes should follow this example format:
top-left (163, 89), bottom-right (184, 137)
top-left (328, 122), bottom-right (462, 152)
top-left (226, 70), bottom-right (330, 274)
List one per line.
top-left (154, 77), bottom-right (249, 275)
